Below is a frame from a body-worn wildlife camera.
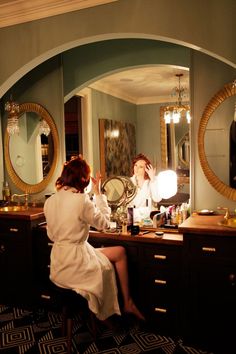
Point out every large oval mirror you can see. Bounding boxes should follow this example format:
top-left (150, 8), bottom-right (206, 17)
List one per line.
top-left (198, 80), bottom-right (236, 200)
top-left (4, 102), bottom-right (59, 194)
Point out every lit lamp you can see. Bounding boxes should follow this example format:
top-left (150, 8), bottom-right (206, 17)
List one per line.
top-left (164, 73), bottom-right (191, 124)
top-left (157, 170), bottom-right (177, 199)
top-left (5, 96), bottom-right (20, 135)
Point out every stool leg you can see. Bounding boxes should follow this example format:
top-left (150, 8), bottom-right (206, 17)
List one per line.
top-left (67, 318), bottom-right (73, 354)
top-left (62, 306), bottom-right (67, 337)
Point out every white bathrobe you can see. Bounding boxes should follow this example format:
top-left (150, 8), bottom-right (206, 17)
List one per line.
top-left (44, 188), bottom-right (121, 320)
top-left (130, 175), bottom-right (162, 208)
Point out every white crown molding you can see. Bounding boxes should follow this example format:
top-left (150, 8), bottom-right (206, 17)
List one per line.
top-left (0, 0), bottom-right (117, 28)
top-left (89, 81), bottom-right (176, 105)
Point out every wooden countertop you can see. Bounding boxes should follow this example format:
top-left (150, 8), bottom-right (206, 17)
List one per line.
top-left (38, 223), bottom-right (183, 245)
top-left (0, 207), bottom-right (45, 221)
top-left (89, 229), bottom-right (183, 245)
top-left (178, 213), bottom-right (236, 236)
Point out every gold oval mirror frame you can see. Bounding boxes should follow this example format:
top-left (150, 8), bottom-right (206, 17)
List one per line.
top-left (4, 102), bottom-right (59, 194)
top-left (198, 80), bottom-right (236, 200)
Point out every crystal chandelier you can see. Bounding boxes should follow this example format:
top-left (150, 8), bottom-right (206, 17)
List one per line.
top-left (39, 119), bottom-right (50, 136)
top-left (5, 96), bottom-right (20, 135)
top-left (164, 74), bottom-right (191, 124)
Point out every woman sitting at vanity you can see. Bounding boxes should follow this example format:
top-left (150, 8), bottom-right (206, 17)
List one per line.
top-left (44, 155), bottom-right (145, 323)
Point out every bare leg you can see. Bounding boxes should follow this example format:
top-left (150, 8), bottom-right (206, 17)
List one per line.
top-left (100, 246), bottom-right (145, 321)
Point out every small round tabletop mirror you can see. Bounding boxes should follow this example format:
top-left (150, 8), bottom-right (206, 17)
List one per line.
top-left (102, 176), bottom-right (137, 207)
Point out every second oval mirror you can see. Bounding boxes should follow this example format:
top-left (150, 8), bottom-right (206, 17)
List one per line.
top-left (4, 102), bottom-right (59, 194)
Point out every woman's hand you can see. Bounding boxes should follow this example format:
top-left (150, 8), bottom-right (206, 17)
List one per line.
top-left (145, 164), bottom-right (156, 181)
top-left (91, 171), bottom-right (102, 195)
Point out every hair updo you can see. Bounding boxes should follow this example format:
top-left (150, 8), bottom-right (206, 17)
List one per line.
top-left (56, 155), bottom-right (91, 192)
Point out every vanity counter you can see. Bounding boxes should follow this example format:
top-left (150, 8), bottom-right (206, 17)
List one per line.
top-left (89, 229), bottom-right (183, 245)
top-left (179, 213), bottom-right (236, 236)
top-left (0, 207), bottom-right (44, 221)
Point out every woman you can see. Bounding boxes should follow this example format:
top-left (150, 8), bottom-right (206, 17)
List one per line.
top-left (44, 155), bottom-right (144, 321)
top-left (130, 153), bottom-right (162, 209)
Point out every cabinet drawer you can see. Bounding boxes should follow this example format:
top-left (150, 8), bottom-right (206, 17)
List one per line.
top-left (0, 220), bottom-right (27, 236)
top-left (145, 267), bottom-right (180, 285)
top-left (142, 245), bottom-right (181, 265)
top-left (187, 236), bottom-right (236, 262)
top-left (145, 303), bottom-right (179, 336)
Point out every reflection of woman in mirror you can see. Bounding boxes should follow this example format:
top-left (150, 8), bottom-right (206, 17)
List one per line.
top-left (44, 155), bottom-right (145, 323)
top-left (130, 153), bottom-right (162, 208)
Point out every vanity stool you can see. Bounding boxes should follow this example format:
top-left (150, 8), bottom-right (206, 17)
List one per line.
top-left (45, 282), bottom-right (99, 354)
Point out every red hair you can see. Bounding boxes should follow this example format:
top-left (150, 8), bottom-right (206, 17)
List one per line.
top-left (131, 153), bottom-right (152, 180)
top-left (56, 155), bottom-right (91, 192)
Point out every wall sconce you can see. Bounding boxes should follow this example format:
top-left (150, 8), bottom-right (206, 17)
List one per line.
top-left (39, 119), bottom-right (50, 136)
top-left (5, 96), bottom-right (20, 135)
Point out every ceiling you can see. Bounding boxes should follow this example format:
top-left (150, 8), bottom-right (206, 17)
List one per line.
top-left (0, 0), bottom-right (117, 28)
top-left (89, 66), bottom-right (190, 105)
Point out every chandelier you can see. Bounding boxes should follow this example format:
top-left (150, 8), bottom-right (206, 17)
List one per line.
top-left (164, 73), bottom-right (191, 124)
top-left (5, 96), bottom-right (20, 135)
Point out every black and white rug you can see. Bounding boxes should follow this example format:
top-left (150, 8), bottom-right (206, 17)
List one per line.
top-left (0, 305), bottom-right (213, 354)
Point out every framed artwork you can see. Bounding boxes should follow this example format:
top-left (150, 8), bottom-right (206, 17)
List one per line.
top-left (99, 118), bottom-right (136, 178)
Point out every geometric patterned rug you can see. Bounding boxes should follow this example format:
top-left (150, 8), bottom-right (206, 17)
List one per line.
top-left (0, 305), bottom-right (214, 354)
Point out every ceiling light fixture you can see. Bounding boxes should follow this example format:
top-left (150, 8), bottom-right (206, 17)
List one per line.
top-left (5, 95), bottom-right (20, 135)
top-left (164, 74), bottom-right (191, 124)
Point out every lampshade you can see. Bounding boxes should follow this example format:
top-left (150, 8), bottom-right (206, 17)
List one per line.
top-left (157, 170), bottom-right (177, 199)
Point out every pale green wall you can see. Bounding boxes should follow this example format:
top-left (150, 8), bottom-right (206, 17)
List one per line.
top-left (1, 57), bottom-right (65, 199)
top-left (0, 0), bottom-right (234, 97)
top-left (136, 104), bottom-right (161, 169)
top-left (91, 89), bottom-right (137, 173)
top-left (63, 40), bottom-right (190, 101)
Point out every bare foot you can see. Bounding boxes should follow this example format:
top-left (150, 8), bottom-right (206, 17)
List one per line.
top-left (123, 299), bottom-right (145, 321)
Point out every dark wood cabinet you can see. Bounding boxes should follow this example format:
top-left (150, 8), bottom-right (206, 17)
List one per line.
top-left (88, 232), bottom-right (183, 336)
top-left (33, 227), bottom-right (183, 336)
top-left (0, 210), bottom-right (45, 305)
top-left (180, 216), bottom-right (236, 354)
top-left (139, 243), bottom-right (182, 336)
top-left (4, 212), bottom-right (235, 353)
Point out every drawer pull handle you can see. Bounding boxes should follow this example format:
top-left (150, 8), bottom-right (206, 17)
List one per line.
top-left (154, 255), bottom-right (166, 260)
top-left (10, 228), bottom-right (18, 232)
top-left (0, 244), bottom-right (5, 253)
top-left (155, 307), bottom-right (167, 313)
top-left (202, 247), bottom-right (216, 252)
top-left (155, 279), bottom-right (167, 285)
top-left (41, 294), bottom-right (51, 300)
top-left (48, 242), bottom-right (54, 246)
top-left (229, 273), bottom-right (236, 286)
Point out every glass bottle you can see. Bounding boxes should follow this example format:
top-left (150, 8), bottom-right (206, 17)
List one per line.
top-left (2, 181), bottom-right (11, 202)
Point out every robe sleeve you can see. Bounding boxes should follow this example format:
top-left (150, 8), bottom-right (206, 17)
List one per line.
top-left (149, 176), bottom-right (162, 202)
top-left (82, 194), bottom-right (111, 231)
